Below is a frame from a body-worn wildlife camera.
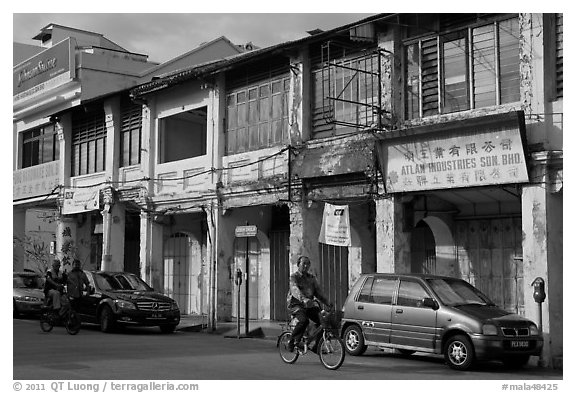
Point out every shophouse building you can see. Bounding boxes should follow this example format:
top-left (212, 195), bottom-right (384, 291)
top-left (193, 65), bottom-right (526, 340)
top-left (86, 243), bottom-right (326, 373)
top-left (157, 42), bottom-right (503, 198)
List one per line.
top-left (130, 13), bottom-right (562, 368)
top-left (13, 24), bottom-right (246, 280)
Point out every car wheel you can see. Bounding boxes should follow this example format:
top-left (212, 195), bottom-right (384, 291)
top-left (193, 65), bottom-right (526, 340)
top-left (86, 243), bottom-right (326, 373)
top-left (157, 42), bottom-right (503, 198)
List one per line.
top-left (502, 355), bottom-right (530, 368)
top-left (99, 306), bottom-right (115, 333)
top-left (444, 334), bottom-right (475, 371)
top-left (343, 324), bottom-right (367, 356)
top-left (160, 325), bottom-right (176, 334)
top-left (398, 349), bottom-right (416, 356)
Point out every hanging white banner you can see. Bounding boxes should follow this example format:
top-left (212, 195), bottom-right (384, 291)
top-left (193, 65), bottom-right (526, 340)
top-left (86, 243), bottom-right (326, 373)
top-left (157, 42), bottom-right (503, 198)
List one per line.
top-left (62, 187), bottom-right (100, 215)
top-left (318, 203), bottom-right (351, 247)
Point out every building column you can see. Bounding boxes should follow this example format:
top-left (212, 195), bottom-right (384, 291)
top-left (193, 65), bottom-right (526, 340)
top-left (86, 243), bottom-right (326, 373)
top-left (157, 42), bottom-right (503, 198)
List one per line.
top-left (13, 207), bottom-right (26, 271)
top-left (375, 196), bottom-right (410, 273)
top-left (56, 215), bottom-right (77, 272)
top-left (521, 153), bottom-right (563, 368)
top-left (139, 210), bottom-right (164, 290)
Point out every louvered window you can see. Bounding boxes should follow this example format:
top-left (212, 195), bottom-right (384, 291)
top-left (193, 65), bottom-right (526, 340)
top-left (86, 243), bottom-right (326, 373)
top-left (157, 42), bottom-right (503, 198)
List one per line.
top-left (226, 75), bottom-right (290, 155)
top-left (21, 123), bottom-right (59, 168)
top-left (71, 109), bottom-right (106, 176)
top-left (555, 13), bottom-right (563, 98)
top-left (120, 101), bottom-right (142, 167)
top-left (405, 16), bottom-right (519, 119)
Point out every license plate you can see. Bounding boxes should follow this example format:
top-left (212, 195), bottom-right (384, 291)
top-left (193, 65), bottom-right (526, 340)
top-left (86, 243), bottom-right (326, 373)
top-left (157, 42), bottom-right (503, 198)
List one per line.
top-left (150, 313), bottom-right (163, 319)
top-left (511, 340), bottom-right (529, 348)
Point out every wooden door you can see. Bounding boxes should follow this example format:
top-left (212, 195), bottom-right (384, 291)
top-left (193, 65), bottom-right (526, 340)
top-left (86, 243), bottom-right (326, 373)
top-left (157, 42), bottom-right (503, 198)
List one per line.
top-left (318, 243), bottom-right (349, 309)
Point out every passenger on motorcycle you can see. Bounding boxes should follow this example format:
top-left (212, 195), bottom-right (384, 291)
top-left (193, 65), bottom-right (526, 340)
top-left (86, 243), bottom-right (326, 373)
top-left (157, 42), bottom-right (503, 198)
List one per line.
top-left (44, 259), bottom-right (67, 314)
top-left (286, 256), bottom-right (332, 352)
top-left (66, 259), bottom-right (92, 312)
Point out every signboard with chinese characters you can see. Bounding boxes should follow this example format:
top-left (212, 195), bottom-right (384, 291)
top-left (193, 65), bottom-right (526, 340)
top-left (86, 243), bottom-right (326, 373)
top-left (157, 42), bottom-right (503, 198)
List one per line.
top-left (13, 38), bottom-right (75, 106)
top-left (319, 203), bottom-right (351, 247)
top-left (62, 187), bottom-right (100, 215)
top-left (13, 161), bottom-right (60, 200)
top-left (379, 124), bottom-right (529, 193)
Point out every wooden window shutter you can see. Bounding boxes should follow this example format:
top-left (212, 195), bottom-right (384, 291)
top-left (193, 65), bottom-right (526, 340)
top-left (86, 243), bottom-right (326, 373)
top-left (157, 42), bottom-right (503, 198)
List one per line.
top-left (556, 13), bottom-right (563, 98)
top-left (421, 38), bottom-right (439, 117)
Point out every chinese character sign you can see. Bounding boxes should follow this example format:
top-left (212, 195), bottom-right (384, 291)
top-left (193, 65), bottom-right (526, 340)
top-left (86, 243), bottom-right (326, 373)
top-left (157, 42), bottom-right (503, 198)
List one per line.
top-left (382, 127), bottom-right (528, 192)
top-left (318, 203), bottom-right (351, 247)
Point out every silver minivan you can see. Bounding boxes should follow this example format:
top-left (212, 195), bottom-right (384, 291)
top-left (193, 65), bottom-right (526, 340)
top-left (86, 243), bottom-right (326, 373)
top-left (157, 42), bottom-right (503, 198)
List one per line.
top-left (341, 273), bottom-right (543, 370)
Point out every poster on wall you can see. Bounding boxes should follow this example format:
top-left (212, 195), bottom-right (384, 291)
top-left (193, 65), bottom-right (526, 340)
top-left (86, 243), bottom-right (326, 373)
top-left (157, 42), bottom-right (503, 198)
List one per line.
top-left (318, 203), bottom-right (351, 247)
top-left (62, 187), bottom-right (100, 215)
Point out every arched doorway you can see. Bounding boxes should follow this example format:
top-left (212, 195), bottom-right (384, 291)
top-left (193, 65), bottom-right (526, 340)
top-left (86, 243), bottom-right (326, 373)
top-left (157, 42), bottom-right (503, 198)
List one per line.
top-left (411, 220), bottom-right (436, 274)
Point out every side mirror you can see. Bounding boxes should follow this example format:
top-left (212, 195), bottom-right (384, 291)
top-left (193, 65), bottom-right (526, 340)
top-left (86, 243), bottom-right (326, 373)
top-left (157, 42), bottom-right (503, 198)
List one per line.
top-left (422, 297), bottom-right (439, 310)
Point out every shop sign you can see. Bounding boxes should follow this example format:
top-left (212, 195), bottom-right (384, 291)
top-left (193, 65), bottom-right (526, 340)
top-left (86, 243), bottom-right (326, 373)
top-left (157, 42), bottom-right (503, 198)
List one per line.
top-left (13, 161), bottom-right (60, 200)
top-left (13, 38), bottom-right (75, 105)
top-left (319, 203), bottom-right (351, 247)
top-left (235, 225), bottom-right (258, 238)
top-left (379, 125), bottom-right (529, 193)
top-left (62, 187), bottom-right (100, 215)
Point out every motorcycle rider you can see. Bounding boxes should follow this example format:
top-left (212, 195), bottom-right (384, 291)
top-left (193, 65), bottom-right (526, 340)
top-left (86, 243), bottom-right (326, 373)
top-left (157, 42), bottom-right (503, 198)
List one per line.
top-left (286, 256), bottom-right (331, 352)
top-left (44, 259), bottom-right (67, 314)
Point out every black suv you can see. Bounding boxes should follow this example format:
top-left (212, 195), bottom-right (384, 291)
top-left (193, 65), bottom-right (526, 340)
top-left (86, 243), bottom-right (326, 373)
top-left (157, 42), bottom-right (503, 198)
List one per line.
top-left (76, 271), bottom-right (180, 333)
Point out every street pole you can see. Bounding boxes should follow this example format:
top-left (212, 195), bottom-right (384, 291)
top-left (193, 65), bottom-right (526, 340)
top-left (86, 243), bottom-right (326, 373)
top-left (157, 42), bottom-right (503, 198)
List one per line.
top-left (245, 229), bottom-right (250, 336)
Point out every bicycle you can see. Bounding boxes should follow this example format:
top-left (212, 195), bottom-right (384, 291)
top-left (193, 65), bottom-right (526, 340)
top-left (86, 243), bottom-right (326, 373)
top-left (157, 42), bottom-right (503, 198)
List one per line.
top-left (277, 303), bottom-right (345, 370)
top-left (40, 288), bottom-right (81, 335)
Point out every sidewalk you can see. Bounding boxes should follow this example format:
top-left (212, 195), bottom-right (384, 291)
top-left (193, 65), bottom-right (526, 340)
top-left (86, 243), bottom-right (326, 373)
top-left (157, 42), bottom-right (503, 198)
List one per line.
top-left (176, 314), bottom-right (286, 340)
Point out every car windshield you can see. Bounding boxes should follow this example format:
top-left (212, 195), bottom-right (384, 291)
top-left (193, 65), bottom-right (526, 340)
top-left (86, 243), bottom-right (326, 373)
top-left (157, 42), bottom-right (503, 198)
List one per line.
top-left (93, 273), bottom-right (152, 291)
top-left (13, 274), bottom-right (43, 289)
top-left (426, 278), bottom-right (494, 306)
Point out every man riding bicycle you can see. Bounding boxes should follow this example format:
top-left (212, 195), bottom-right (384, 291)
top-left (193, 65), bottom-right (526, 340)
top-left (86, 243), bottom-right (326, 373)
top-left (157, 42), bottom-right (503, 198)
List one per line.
top-left (286, 256), bottom-right (332, 352)
top-left (44, 259), bottom-right (67, 315)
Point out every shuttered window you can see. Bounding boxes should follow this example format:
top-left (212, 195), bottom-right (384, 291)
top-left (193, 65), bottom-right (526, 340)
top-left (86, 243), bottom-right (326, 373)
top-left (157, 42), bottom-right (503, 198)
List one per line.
top-left (225, 75), bottom-right (290, 155)
top-left (405, 16), bottom-right (519, 119)
top-left (71, 109), bottom-right (106, 176)
top-left (555, 13), bottom-right (563, 98)
top-left (120, 101), bottom-right (142, 167)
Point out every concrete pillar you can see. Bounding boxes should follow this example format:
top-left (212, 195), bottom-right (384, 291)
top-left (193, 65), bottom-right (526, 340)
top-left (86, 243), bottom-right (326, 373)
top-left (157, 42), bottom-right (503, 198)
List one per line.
top-left (108, 202), bottom-right (126, 271)
top-left (56, 215), bottom-right (77, 271)
top-left (375, 196), bottom-right (410, 273)
top-left (13, 208), bottom-right (26, 271)
top-left (522, 183), bottom-right (562, 367)
top-left (288, 47), bottom-right (309, 144)
top-left (104, 96), bottom-right (121, 183)
top-left (139, 211), bottom-right (164, 289)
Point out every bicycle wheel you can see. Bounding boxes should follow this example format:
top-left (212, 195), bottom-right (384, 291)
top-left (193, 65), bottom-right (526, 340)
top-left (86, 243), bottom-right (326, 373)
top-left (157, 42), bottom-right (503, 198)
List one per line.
top-left (65, 311), bottom-right (81, 335)
top-left (40, 312), bottom-right (53, 333)
top-left (278, 332), bottom-right (299, 364)
top-left (318, 333), bottom-right (345, 370)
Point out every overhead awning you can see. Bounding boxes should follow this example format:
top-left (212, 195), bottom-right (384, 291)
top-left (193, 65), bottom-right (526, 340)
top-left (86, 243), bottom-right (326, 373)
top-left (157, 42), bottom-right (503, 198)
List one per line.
top-left (375, 111), bottom-right (529, 193)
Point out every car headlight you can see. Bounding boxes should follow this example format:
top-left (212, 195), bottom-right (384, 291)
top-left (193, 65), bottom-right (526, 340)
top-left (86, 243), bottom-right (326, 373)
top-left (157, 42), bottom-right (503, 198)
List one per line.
top-left (14, 295), bottom-right (41, 302)
top-left (115, 300), bottom-right (136, 310)
top-left (529, 324), bottom-right (540, 336)
top-left (482, 324), bottom-right (499, 335)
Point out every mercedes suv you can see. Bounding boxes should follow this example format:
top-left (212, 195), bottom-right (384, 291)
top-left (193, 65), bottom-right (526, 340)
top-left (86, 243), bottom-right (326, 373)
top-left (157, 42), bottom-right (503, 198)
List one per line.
top-left (341, 273), bottom-right (543, 370)
top-left (76, 271), bottom-right (180, 333)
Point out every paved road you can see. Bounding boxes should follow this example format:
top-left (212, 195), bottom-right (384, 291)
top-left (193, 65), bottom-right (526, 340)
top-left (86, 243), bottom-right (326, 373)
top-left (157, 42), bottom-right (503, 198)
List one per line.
top-left (12, 318), bottom-right (563, 381)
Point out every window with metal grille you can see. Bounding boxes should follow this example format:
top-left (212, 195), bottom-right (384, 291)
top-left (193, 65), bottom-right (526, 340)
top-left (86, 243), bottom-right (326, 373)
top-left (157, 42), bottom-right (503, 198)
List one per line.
top-left (225, 75), bottom-right (290, 155)
top-left (555, 13), bottom-right (563, 98)
top-left (71, 109), bottom-right (106, 176)
top-left (21, 123), bottom-right (59, 168)
top-left (120, 101), bottom-right (142, 167)
top-left (405, 16), bottom-right (520, 119)
top-left (311, 51), bottom-right (380, 138)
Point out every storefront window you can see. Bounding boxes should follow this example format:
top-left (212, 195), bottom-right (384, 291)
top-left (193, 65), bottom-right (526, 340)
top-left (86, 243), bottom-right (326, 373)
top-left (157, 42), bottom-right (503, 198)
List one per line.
top-left (71, 109), bottom-right (107, 176)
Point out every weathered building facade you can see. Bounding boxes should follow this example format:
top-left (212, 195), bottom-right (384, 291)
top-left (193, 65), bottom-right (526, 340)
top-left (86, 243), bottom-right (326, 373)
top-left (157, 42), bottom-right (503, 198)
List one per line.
top-left (13, 14), bottom-right (562, 369)
top-left (130, 13), bottom-right (562, 368)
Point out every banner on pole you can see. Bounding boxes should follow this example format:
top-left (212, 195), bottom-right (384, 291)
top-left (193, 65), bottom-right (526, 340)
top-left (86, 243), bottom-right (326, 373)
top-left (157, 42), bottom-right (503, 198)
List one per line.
top-left (318, 203), bottom-right (351, 247)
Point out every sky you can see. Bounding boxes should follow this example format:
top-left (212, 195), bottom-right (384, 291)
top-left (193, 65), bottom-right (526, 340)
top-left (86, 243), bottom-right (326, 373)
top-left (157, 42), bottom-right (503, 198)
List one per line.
top-left (12, 12), bottom-right (375, 64)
